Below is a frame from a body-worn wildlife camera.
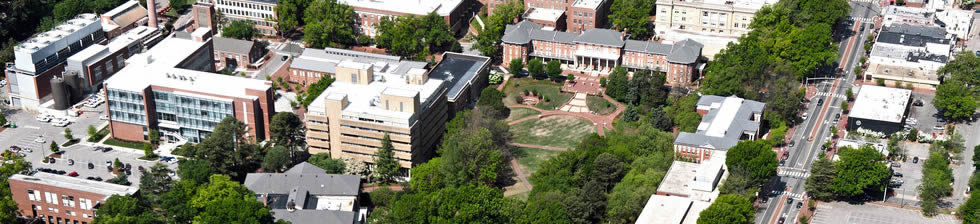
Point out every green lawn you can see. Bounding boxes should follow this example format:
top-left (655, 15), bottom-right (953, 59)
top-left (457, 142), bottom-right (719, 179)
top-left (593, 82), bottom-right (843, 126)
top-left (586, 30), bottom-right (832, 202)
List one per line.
top-left (502, 78), bottom-right (573, 111)
top-left (512, 147), bottom-right (560, 175)
top-left (586, 95), bottom-right (616, 115)
top-left (103, 138), bottom-right (144, 150)
top-left (510, 116), bottom-right (595, 149)
top-left (506, 108), bottom-right (541, 122)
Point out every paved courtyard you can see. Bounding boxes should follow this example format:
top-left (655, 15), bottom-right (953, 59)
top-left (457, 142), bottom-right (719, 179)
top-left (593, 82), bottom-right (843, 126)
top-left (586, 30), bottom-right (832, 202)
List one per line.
top-left (811, 201), bottom-right (959, 224)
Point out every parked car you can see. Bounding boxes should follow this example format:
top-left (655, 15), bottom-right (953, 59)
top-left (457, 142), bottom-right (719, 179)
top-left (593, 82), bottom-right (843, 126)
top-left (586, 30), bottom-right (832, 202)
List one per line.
top-left (894, 172), bottom-right (904, 178)
top-left (67, 159), bottom-right (74, 166)
top-left (913, 99), bottom-right (924, 106)
top-left (802, 112), bottom-right (809, 120)
top-left (891, 162), bottom-right (901, 168)
top-left (99, 115), bottom-right (108, 120)
top-left (125, 163), bottom-right (132, 171)
top-left (105, 160), bottom-right (112, 167)
top-left (788, 140), bottom-right (796, 147)
top-left (778, 217), bottom-right (786, 224)
top-left (125, 169), bottom-right (131, 175)
top-left (67, 171), bottom-right (78, 177)
top-left (796, 201), bottom-right (803, 209)
top-left (35, 114), bottom-right (52, 122)
top-left (52, 119), bottom-right (69, 127)
top-left (934, 125), bottom-right (945, 130)
top-left (818, 98), bottom-right (825, 106)
top-left (88, 163), bottom-right (94, 169)
top-left (913, 156), bottom-right (919, 163)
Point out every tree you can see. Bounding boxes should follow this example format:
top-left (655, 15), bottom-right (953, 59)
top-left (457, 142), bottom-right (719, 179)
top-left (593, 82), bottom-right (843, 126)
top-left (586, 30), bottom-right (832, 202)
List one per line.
top-left (370, 186), bottom-right (398, 207)
top-left (478, 88), bottom-right (508, 119)
top-left (370, 185), bottom-right (519, 224)
top-left (50, 141), bottom-right (59, 153)
top-left (375, 13), bottom-right (456, 59)
top-left (725, 140), bottom-right (778, 184)
top-left (270, 112), bottom-right (304, 149)
top-left (64, 128), bottom-right (73, 141)
top-left (845, 88), bottom-right (854, 101)
top-left (191, 175), bottom-right (278, 223)
top-left (108, 172), bottom-right (131, 186)
top-left (592, 153), bottom-right (625, 190)
top-left (473, 0), bottom-right (523, 57)
top-left (960, 191), bottom-right (980, 224)
top-left (648, 106), bottom-right (673, 131)
top-left (222, 20), bottom-right (259, 40)
top-left (831, 145), bottom-right (890, 198)
top-left (919, 150), bottom-right (953, 216)
top-left (302, 76), bottom-right (336, 107)
top-left (272, 0), bottom-right (309, 35)
top-left (373, 134), bottom-right (400, 183)
top-left (609, 0), bottom-right (655, 40)
top-left (527, 58), bottom-right (544, 76)
top-left (192, 117), bottom-right (261, 178)
top-left (139, 163), bottom-right (174, 207)
top-left (307, 153), bottom-right (346, 174)
top-left (621, 106), bottom-right (640, 122)
top-left (605, 153), bottom-right (671, 223)
top-left (142, 143), bottom-right (156, 159)
top-left (88, 125), bottom-right (97, 139)
top-left (606, 67), bottom-right (629, 101)
top-left (697, 194), bottom-right (755, 224)
top-left (932, 80), bottom-right (977, 120)
top-left (509, 58), bottom-right (524, 75)
top-left (438, 127), bottom-right (509, 187)
top-left (177, 159), bottom-right (214, 185)
top-left (148, 129), bottom-right (160, 145)
top-left (546, 60), bottom-right (562, 80)
top-left (805, 152), bottom-right (837, 200)
top-left (303, 0), bottom-right (357, 48)
top-left (92, 195), bottom-right (162, 224)
top-left (409, 157), bottom-right (445, 193)
top-left (261, 146), bottom-right (291, 172)
top-left (567, 74), bottom-right (575, 82)
top-left (0, 152), bottom-right (31, 223)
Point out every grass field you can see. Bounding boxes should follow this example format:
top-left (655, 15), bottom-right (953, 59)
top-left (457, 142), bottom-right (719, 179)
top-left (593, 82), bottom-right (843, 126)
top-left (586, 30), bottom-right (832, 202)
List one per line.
top-left (510, 116), bottom-right (595, 149)
top-left (512, 147), bottom-right (560, 175)
top-left (506, 108), bottom-right (541, 122)
top-left (502, 78), bottom-right (573, 111)
top-left (103, 138), bottom-right (144, 150)
top-left (586, 95), bottom-right (616, 115)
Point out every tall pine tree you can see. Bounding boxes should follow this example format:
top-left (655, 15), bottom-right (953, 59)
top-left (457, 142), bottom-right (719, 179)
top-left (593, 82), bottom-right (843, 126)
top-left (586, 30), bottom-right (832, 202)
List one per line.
top-left (374, 134), bottom-right (400, 183)
top-left (805, 151), bottom-right (837, 200)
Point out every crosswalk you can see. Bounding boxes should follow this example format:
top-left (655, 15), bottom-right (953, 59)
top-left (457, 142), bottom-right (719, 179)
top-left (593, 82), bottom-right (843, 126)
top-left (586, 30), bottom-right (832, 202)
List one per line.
top-left (771, 191), bottom-right (805, 200)
top-left (850, 17), bottom-right (875, 23)
top-left (814, 92), bottom-right (846, 99)
top-left (778, 169), bottom-right (811, 178)
top-left (849, 0), bottom-right (875, 3)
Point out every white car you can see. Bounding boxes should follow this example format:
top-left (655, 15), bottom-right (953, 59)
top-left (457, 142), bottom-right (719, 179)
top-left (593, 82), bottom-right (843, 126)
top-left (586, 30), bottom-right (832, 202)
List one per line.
top-left (51, 119), bottom-right (69, 127)
top-left (35, 114), bottom-right (53, 122)
top-left (33, 137), bottom-right (45, 143)
top-left (801, 112), bottom-right (809, 120)
top-left (99, 115), bottom-right (108, 120)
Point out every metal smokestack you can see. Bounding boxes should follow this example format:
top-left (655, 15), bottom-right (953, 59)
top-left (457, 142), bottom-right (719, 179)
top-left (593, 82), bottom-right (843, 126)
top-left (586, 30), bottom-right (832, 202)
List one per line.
top-left (147, 0), bottom-right (158, 28)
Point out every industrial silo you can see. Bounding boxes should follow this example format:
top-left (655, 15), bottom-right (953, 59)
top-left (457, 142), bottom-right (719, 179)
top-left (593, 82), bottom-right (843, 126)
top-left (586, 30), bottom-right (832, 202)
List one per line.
top-left (50, 78), bottom-right (70, 110)
top-left (63, 71), bottom-right (83, 102)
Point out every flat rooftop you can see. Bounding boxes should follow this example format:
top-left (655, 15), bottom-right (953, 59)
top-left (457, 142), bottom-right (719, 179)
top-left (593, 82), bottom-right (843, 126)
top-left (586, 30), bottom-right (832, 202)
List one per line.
top-left (850, 85), bottom-right (912, 123)
top-left (10, 173), bottom-right (138, 199)
top-left (525, 8), bottom-right (565, 23)
top-left (339, 0), bottom-right (463, 16)
top-left (427, 52), bottom-right (491, 101)
top-left (571, 0), bottom-right (604, 10)
top-left (70, 26), bottom-right (159, 66)
top-left (674, 95), bottom-right (764, 150)
top-left (635, 194), bottom-right (709, 224)
top-left (669, 0), bottom-right (779, 9)
top-left (867, 63), bottom-right (940, 85)
top-left (658, 161), bottom-right (700, 196)
top-left (104, 32), bottom-right (271, 98)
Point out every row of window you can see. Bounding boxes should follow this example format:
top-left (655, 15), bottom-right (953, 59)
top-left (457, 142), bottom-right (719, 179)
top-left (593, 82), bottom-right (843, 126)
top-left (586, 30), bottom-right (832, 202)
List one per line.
top-left (340, 147), bottom-right (411, 162)
top-left (26, 189), bottom-right (95, 210)
top-left (216, 0), bottom-right (274, 11)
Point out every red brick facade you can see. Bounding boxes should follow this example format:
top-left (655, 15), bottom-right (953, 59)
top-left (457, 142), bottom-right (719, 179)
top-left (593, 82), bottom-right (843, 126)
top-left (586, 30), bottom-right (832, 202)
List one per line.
top-left (674, 144), bottom-right (714, 163)
top-left (8, 176), bottom-right (125, 224)
top-left (287, 67), bottom-right (330, 86)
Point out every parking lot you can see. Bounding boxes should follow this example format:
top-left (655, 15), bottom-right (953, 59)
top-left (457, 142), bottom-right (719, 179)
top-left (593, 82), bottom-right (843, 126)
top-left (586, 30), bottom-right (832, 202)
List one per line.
top-left (907, 93), bottom-right (946, 139)
top-left (0, 107), bottom-right (177, 185)
top-left (811, 201), bottom-right (958, 224)
top-left (885, 142), bottom-right (930, 207)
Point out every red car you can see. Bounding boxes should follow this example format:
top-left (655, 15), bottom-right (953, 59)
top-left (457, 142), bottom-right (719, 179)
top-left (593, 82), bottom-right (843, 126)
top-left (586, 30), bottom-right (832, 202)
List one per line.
top-left (67, 171), bottom-right (79, 177)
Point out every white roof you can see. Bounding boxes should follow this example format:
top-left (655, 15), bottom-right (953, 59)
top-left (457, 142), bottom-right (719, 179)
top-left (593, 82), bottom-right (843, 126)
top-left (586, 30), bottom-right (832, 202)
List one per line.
top-left (308, 72), bottom-right (445, 128)
top-left (572, 0), bottom-right (604, 9)
top-left (526, 8), bottom-right (565, 22)
top-left (339, 0), bottom-right (463, 16)
top-left (104, 34), bottom-right (270, 97)
top-left (635, 195), bottom-right (693, 224)
top-left (691, 157), bottom-right (725, 192)
top-left (850, 85), bottom-right (912, 123)
top-left (70, 26), bottom-right (158, 66)
top-left (10, 173), bottom-right (138, 199)
top-left (704, 97), bottom-right (742, 137)
top-left (696, 0), bottom-right (778, 9)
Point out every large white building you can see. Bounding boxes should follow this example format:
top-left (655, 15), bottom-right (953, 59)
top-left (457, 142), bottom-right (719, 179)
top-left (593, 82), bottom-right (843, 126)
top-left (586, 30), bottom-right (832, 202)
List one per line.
top-left (654, 0), bottom-right (777, 56)
top-left (867, 24), bottom-right (952, 87)
top-left (197, 0), bottom-right (278, 36)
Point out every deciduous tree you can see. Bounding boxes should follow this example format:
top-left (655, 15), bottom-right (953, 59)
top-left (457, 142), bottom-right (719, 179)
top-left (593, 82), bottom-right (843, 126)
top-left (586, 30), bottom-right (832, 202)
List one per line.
top-left (303, 0), bottom-right (356, 48)
top-left (261, 146), bottom-right (291, 173)
top-left (831, 145), bottom-right (890, 198)
top-left (697, 194), bottom-right (755, 224)
top-left (222, 20), bottom-right (259, 40)
top-left (307, 153), bottom-right (346, 174)
top-left (270, 112), bottom-right (304, 149)
top-left (546, 60), bottom-right (562, 80)
top-left (609, 0), bottom-right (655, 40)
top-left (509, 58), bottom-right (525, 75)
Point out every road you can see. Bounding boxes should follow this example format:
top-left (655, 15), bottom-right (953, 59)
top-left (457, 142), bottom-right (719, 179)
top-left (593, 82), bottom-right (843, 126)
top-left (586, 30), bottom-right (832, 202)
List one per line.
top-left (757, 1), bottom-right (879, 223)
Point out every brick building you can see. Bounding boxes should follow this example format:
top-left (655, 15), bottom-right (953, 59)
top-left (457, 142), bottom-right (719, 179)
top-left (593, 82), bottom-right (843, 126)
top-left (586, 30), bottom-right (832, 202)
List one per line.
top-left (100, 0), bottom-right (149, 39)
top-left (673, 95), bottom-right (764, 163)
top-left (213, 36), bottom-right (266, 71)
top-left (196, 0), bottom-right (278, 36)
top-left (8, 172), bottom-right (139, 224)
top-left (66, 26), bottom-right (163, 91)
top-left (501, 21), bottom-right (703, 87)
top-left (104, 28), bottom-right (274, 144)
top-left (338, 0), bottom-right (470, 37)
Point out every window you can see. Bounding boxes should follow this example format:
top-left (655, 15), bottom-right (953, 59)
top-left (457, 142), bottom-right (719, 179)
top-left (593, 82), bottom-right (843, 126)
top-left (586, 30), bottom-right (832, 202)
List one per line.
top-left (27, 190), bottom-right (38, 201)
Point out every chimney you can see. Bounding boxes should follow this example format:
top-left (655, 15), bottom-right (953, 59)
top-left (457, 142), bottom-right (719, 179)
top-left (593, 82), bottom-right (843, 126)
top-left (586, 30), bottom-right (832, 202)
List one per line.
top-left (147, 0), bottom-right (158, 28)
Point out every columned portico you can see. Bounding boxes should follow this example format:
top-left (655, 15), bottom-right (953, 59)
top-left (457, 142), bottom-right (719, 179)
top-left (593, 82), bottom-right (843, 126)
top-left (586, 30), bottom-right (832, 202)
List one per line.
top-left (575, 55), bottom-right (618, 73)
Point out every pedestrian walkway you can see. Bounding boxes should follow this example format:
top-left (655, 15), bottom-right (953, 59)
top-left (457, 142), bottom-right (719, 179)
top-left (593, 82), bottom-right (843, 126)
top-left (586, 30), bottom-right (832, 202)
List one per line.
top-left (560, 93), bottom-right (589, 113)
top-left (778, 169), bottom-right (811, 179)
top-left (814, 92), bottom-right (847, 99)
top-left (771, 191), bottom-right (806, 200)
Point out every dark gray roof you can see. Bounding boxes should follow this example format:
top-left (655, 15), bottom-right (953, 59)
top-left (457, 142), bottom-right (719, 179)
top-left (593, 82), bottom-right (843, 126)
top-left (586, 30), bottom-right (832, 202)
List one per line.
top-left (673, 95), bottom-right (765, 151)
top-left (501, 21), bottom-right (541, 44)
top-left (244, 162), bottom-right (361, 197)
top-left (269, 209), bottom-right (356, 224)
top-left (666, 39), bottom-right (703, 64)
top-left (428, 52), bottom-right (491, 101)
top-left (877, 24), bottom-right (951, 47)
top-left (213, 36), bottom-right (256, 55)
top-left (624, 40), bottom-right (672, 55)
top-left (529, 30), bottom-right (577, 44)
top-left (574, 29), bottom-right (625, 47)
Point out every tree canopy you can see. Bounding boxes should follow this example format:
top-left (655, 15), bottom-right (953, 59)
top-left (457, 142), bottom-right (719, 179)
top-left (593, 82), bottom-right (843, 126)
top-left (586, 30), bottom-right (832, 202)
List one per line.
top-left (609, 0), bottom-right (656, 40)
top-left (272, 0), bottom-right (311, 35)
top-left (473, 0), bottom-right (524, 57)
top-left (697, 194), bottom-right (755, 224)
top-left (222, 20), bottom-right (259, 40)
top-left (270, 112), bottom-right (304, 149)
top-left (307, 153), bottom-right (346, 174)
top-left (805, 151), bottom-right (837, 201)
top-left (373, 134), bottom-right (400, 183)
top-left (375, 13), bottom-right (458, 60)
top-left (0, 152), bottom-right (31, 223)
top-left (933, 51), bottom-right (980, 120)
top-left (188, 117), bottom-right (262, 179)
top-left (302, 0), bottom-right (357, 48)
top-left (831, 145), bottom-right (890, 198)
